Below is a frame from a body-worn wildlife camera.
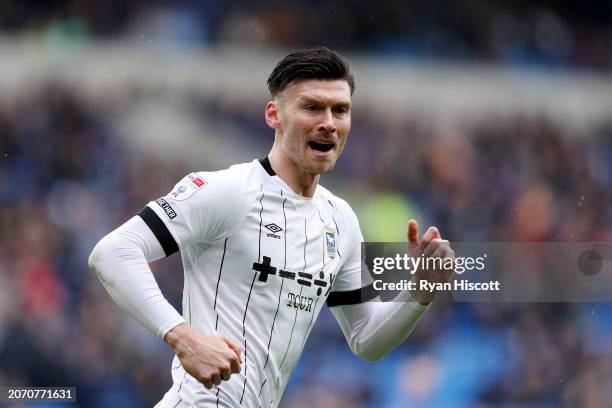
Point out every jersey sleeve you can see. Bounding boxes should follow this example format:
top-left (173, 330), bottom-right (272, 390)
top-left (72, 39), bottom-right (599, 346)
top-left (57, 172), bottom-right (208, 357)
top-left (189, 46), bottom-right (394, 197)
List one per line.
top-left (138, 168), bottom-right (253, 256)
top-left (326, 200), bottom-right (377, 307)
top-left (323, 200), bottom-right (427, 360)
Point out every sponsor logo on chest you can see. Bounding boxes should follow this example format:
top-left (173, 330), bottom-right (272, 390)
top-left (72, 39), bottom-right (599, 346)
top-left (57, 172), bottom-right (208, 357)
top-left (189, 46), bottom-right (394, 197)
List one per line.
top-left (252, 256), bottom-right (335, 298)
top-left (287, 292), bottom-right (314, 312)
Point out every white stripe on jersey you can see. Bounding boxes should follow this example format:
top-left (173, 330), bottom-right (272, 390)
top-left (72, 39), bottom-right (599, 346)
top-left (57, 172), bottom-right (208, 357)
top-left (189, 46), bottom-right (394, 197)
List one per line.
top-left (145, 158), bottom-right (365, 408)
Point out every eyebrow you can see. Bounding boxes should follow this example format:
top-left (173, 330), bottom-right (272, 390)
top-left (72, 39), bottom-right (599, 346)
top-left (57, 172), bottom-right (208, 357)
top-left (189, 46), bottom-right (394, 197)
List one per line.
top-left (297, 95), bottom-right (351, 108)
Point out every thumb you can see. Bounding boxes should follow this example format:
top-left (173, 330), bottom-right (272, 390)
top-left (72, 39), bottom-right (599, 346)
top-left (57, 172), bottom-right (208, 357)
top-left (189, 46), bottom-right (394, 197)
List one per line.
top-left (407, 219), bottom-right (419, 252)
top-left (429, 226), bottom-right (441, 240)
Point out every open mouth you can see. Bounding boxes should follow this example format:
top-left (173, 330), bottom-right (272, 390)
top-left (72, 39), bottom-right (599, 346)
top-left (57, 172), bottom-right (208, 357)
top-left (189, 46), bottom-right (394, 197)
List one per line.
top-left (308, 141), bottom-right (335, 152)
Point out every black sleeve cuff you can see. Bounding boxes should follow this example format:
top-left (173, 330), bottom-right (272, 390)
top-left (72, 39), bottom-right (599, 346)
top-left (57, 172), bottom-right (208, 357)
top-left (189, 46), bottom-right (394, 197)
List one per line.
top-left (326, 283), bottom-right (378, 307)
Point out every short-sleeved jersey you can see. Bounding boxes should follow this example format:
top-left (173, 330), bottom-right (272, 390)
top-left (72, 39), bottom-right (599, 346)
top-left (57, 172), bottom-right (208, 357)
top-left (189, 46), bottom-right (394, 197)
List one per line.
top-left (139, 158), bottom-right (368, 408)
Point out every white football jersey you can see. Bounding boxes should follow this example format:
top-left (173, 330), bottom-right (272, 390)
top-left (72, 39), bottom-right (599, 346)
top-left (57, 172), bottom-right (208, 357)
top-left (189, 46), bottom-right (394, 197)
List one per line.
top-left (140, 158), bottom-right (370, 407)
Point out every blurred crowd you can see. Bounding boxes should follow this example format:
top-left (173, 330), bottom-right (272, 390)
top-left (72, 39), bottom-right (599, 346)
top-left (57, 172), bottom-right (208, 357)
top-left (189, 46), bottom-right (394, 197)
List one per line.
top-left (1, 0), bottom-right (612, 70)
top-left (0, 78), bottom-right (611, 407)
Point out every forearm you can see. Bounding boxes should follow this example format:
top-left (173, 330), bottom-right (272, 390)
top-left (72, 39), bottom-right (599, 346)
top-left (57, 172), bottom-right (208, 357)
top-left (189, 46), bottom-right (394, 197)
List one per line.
top-left (88, 216), bottom-right (185, 339)
top-left (331, 291), bottom-right (427, 361)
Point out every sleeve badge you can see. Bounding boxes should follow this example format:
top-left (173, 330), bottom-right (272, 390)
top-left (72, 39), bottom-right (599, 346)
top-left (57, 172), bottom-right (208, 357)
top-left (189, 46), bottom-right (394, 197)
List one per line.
top-left (168, 173), bottom-right (207, 201)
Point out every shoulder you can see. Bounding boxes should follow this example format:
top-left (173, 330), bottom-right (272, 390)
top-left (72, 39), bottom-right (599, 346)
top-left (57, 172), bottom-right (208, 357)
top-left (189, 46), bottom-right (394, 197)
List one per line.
top-left (157, 161), bottom-right (264, 242)
top-left (163, 161), bottom-right (264, 224)
top-left (200, 160), bottom-right (261, 189)
top-left (173, 161), bottom-right (261, 202)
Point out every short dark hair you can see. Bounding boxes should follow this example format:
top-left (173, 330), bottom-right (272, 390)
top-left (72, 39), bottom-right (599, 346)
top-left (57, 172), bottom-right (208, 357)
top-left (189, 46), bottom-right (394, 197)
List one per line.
top-left (267, 46), bottom-right (355, 97)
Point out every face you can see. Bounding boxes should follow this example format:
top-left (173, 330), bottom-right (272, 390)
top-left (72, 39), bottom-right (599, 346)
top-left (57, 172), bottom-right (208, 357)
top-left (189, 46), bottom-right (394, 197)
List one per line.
top-left (266, 79), bottom-right (352, 175)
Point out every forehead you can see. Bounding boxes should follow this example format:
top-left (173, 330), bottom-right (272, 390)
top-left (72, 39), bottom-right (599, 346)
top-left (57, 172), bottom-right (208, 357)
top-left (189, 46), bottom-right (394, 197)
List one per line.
top-left (282, 79), bottom-right (351, 105)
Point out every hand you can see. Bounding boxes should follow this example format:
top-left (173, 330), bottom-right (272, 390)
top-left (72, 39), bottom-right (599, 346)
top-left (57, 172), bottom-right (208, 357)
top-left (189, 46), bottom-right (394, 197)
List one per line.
top-left (407, 219), bottom-right (455, 306)
top-left (164, 323), bottom-right (242, 389)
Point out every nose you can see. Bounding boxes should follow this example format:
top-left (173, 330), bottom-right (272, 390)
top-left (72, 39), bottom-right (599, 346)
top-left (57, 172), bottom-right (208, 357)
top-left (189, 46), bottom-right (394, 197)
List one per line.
top-left (317, 108), bottom-right (336, 134)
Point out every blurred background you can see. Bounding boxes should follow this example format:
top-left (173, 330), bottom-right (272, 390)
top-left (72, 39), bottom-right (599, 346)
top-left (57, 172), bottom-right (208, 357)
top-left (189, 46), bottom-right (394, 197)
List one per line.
top-left (1, 1), bottom-right (612, 407)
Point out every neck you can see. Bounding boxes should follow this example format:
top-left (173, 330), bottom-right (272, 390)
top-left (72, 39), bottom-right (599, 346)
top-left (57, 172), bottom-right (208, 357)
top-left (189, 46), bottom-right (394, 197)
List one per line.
top-left (268, 145), bottom-right (319, 198)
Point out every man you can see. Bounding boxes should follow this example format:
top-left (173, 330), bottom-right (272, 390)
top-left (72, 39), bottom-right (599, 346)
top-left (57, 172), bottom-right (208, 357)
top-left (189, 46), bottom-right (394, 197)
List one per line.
top-left (89, 47), bottom-right (453, 407)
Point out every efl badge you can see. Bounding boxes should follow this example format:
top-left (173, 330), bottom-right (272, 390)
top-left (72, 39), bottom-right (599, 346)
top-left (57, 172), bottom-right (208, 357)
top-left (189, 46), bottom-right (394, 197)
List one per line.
top-left (324, 229), bottom-right (336, 259)
top-left (169, 173), bottom-right (207, 201)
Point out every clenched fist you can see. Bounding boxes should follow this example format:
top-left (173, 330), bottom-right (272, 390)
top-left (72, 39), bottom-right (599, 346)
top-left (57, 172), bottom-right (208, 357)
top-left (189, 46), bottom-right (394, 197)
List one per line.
top-left (164, 323), bottom-right (242, 389)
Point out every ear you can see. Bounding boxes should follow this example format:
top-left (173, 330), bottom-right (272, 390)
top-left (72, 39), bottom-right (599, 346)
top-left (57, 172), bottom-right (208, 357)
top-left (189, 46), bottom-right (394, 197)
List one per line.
top-left (265, 100), bottom-right (282, 129)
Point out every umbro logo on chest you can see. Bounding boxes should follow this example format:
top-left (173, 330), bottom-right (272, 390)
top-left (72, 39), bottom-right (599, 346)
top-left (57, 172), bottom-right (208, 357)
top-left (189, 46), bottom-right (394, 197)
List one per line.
top-left (264, 223), bottom-right (283, 239)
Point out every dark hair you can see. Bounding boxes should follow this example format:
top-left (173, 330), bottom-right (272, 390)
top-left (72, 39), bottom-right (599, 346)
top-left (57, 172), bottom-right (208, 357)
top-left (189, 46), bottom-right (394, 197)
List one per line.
top-left (267, 46), bottom-right (355, 97)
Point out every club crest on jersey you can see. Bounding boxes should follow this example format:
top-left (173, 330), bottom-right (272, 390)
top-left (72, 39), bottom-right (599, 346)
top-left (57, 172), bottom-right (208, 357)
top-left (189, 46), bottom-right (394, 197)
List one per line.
top-left (169, 173), bottom-right (207, 201)
top-left (324, 229), bottom-right (336, 258)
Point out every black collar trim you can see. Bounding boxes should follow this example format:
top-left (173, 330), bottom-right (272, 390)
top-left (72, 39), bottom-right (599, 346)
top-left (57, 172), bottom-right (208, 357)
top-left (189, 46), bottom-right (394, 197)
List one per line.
top-left (258, 156), bottom-right (276, 176)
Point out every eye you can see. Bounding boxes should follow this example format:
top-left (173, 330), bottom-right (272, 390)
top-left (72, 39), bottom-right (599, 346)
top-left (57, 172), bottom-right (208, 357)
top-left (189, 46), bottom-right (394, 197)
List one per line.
top-left (333, 106), bottom-right (348, 114)
top-left (305, 105), bottom-right (320, 111)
